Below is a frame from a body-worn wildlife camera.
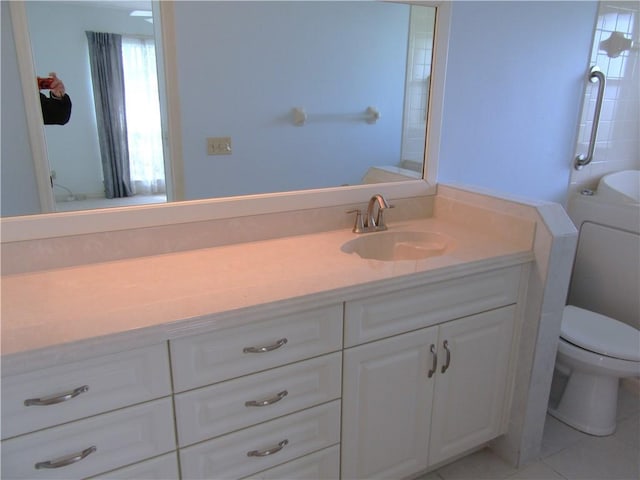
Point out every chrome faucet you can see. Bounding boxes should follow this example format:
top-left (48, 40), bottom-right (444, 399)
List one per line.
top-left (347, 194), bottom-right (393, 233)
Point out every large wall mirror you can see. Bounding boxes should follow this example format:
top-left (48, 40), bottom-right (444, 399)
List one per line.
top-left (2, 1), bottom-right (450, 240)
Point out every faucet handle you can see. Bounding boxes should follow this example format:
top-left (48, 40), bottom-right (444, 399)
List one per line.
top-left (346, 209), bottom-right (365, 233)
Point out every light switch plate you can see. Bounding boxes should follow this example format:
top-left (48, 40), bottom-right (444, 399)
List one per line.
top-left (207, 137), bottom-right (232, 155)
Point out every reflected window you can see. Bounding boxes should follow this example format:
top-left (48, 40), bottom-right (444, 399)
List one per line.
top-left (122, 37), bottom-right (166, 196)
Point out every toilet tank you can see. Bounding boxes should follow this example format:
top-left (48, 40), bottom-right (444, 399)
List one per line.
top-left (567, 178), bottom-right (640, 329)
top-left (568, 222), bottom-right (639, 329)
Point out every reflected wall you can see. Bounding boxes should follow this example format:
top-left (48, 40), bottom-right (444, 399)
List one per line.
top-left (173, 1), bottom-right (412, 200)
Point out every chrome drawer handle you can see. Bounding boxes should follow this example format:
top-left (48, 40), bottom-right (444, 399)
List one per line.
top-left (441, 340), bottom-right (451, 374)
top-left (243, 338), bottom-right (288, 354)
top-left (24, 385), bottom-right (89, 406)
top-left (247, 439), bottom-right (288, 457)
top-left (428, 344), bottom-right (437, 378)
top-left (35, 445), bottom-right (97, 469)
top-left (245, 390), bottom-right (288, 407)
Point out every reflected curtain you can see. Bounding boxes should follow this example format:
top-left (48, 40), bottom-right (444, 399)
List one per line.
top-left (121, 37), bottom-right (165, 195)
top-left (85, 31), bottom-right (132, 198)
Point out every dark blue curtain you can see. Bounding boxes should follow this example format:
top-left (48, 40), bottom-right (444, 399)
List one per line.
top-left (86, 31), bottom-right (132, 198)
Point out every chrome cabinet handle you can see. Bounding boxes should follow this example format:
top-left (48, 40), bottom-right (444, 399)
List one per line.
top-left (243, 338), bottom-right (288, 354)
top-left (247, 439), bottom-right (288, 457)
top-left (428, 344), bottom-right (438, 378)
top-left (245, 390), bottom-right (288, 407)
top-left (24, 385), bottom-right (89, 406)
top-left (35, 445), bottom-right (97, 469)
top-left (441, 340), bottom-right (451, 374)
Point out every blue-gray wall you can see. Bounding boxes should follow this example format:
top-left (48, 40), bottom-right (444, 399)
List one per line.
top-left (1, 1), bottom-right (600, 217)
top-left (438, 1), bottom-right (598, 204)
top-left (173, 1), bottom-right (410, 199)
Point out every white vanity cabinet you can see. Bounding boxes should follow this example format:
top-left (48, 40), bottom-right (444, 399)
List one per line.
top-left (170, 304), bottom-right (343, 391)
top-left (1, 262), bottom-right (529, 480)
top-left (89, 453), bottom-right (180, 480)
top-left (0, 344), bottom-right (176, 480)
top-left (341, 326), bottom-right (438, 479)
top-left (180, 400), bottom-right (341, 480)
top-left (174, 352), bottom-right (342, 446)
top-left (427, 306), bottom-right (516, 466)
top-left (341, 266), bottom-right (523, 480)
top-left (240, 445), bottom-right (340, 480)
top-left (170, 303), bottom-right (344, 480)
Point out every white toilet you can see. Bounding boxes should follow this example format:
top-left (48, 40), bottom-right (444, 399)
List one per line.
top-left (548, 305), bottom-right (640, 436)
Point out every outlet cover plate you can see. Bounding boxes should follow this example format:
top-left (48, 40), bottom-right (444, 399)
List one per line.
top-left (207, 137), bottom-right (232, 155)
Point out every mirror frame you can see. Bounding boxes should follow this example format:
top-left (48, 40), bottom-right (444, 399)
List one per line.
top-left (2, 0), bottom-right (451, 243)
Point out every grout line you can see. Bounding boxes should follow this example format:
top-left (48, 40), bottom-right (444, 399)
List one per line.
top-left (539, 458), bottom-right (571, 480)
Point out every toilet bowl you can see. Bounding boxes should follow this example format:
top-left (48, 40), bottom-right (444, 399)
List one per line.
top-left (548, 306), bottom-right (640, 436)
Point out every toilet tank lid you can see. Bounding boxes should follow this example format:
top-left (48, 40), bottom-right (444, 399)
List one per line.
top-left (562, 306), bottom-right (640, 362)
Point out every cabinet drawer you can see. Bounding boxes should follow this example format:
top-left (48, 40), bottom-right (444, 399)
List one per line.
top-left (175, 352), bottom-right (342, 446)
top-left (1, 398), bottom-right (175, 480)
top-left (241, 445), bottom-right (340, 480)
top-left (180, 400), bottom-right (341, 480)
top-left (89, 452), bottom-right (178, 479)
top-left (344, 266), bottom-right (522, 346)
top-left (170, 304), bottom-right (343, 391)
top-left (1, 343), bottom-right (172, 439)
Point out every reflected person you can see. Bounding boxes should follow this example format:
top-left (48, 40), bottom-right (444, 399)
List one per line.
top-left (38, 72), bottom-right (72, 125)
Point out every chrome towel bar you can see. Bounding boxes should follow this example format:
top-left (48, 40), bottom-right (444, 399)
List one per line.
top-left (575, 66), bottom-right (606, 170)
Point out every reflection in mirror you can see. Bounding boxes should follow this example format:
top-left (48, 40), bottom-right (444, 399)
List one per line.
top-left (3, 1), bottom-right (438, 218)
top-left (175, 1), bottom-right (434, 200)
top-left (25, 0), bottom-right (168, 213)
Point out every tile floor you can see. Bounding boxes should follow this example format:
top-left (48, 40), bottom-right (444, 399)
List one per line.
top-left (419, 385), bottom-right (639, 480)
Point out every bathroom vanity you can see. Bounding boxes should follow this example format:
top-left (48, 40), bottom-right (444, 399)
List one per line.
top-left (0, 187), bottom-right (577, 479)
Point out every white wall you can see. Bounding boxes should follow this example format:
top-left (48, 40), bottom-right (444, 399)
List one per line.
top-left (26, 2), bottom-right (154, 199)
top-left (173, 1), bottom-right (410, 200)
top-left (438, 1), bottom-right (599, 206)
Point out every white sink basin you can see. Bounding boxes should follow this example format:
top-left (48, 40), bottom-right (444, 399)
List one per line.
top-left (341, 231), bottom-right (453, 261)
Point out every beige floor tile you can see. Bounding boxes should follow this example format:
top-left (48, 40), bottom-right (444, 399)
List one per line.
top-left (413, 471), bottom-right (444, 480)
top-left (422, 386), bottom-right (636, 480)
top-left (617, 386), bottom-right (640, 421)
top-left (539, 415), bottom-right (589, 459)
top-left (506, 461), bottom-right (566, 480)
top-left (542, 434), bottom-right (639, 480)
top-left (613, 413), bottom-right (639, 451)
top-left (436, 448), bottom-right (518, 480)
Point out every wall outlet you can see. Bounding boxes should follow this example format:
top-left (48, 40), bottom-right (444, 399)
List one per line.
top-left (207, 137), bottom-right (232, 155)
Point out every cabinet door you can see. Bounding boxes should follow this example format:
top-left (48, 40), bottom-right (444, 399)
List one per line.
top-left (428, 306), bottom-right (516, 466)
top-left (341, 327), bottom-right (438, 480)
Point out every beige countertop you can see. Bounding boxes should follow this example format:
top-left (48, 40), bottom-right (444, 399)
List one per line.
top-left (1, 217), bottom-right (534, 368)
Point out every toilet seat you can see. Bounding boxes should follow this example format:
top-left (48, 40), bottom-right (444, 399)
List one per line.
top-left (561, 306), bottom-right (640, 362)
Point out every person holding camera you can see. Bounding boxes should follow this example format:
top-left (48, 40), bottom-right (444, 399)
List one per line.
top-left (38, 72), bottom-right (72, 125)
